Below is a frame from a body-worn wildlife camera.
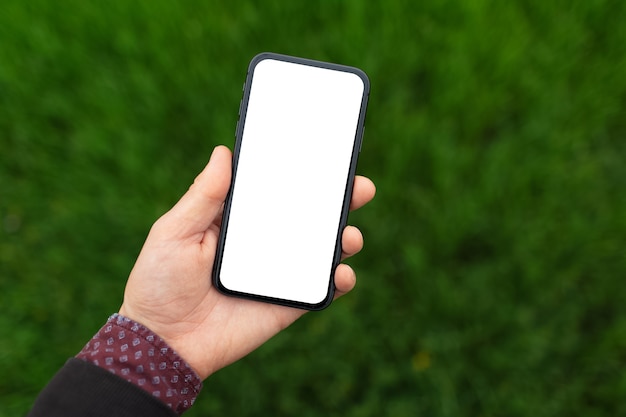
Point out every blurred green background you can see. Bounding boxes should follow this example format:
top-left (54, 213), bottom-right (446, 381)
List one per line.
top-left (1, 1), bottom-right (625, 416)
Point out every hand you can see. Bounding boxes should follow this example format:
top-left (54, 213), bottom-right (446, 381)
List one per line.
top-left (119, 145), bottom-right (376, 379)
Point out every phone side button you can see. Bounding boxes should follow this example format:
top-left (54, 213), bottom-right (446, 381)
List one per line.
top-left (358, 127), bottom-right (364, 152)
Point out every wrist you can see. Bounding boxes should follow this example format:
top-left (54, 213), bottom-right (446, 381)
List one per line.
top-left (118, 305), bottom-right (214, 379)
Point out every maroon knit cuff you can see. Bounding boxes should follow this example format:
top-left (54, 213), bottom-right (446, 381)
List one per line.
top-left (76, 314), bottom-right (202, 415)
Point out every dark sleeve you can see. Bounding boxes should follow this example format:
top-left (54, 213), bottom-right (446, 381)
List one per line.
top-left (76, 314), bottom-right (202, 413)
top-left (28, 358), bottom-right (177, 417)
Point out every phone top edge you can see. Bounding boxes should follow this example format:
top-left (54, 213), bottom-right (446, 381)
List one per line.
top-left (249, 52), bottom-right (370, 94)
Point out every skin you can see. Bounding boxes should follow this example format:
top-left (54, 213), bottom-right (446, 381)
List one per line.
top-left (119, 145), bottom-right (376, 379)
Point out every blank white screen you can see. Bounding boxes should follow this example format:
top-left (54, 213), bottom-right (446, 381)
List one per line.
top-left (220, 58), bottom-right (365, 305)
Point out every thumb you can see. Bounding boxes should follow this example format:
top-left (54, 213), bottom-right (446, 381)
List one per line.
top-left (163, 145), bottom-right (232, 236)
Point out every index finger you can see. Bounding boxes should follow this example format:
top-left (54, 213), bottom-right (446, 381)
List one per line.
top-left (350, 175), bottom-right (376, 211)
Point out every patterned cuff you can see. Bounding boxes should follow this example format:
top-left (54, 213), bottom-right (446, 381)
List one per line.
top-left (76, 314), bottom-right (202, 415)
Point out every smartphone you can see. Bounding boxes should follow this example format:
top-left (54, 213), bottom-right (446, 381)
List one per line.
top-left (213, 52), bottom-right (370, 310)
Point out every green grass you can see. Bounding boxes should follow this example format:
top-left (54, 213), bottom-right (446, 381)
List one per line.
top-left (1, 1), bottom-right (626, 416)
